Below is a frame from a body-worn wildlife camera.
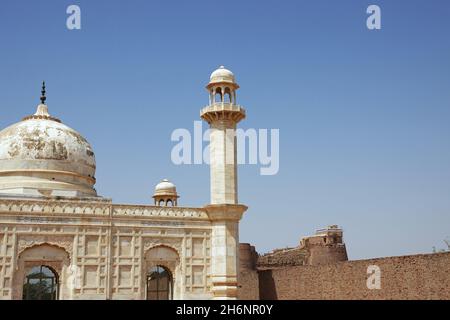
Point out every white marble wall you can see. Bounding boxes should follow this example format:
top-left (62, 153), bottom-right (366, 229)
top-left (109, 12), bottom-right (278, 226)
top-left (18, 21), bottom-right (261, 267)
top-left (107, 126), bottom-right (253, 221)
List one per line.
top-left (0, 198), bottom-right (214, 300)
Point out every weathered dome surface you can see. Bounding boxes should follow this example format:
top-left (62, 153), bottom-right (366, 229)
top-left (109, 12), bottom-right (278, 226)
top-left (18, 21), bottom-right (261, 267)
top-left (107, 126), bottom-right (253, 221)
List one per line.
top-left (0, 115), bottom-right (95, 175)
top-left (0, 104), bottom-right (97, 198)
top-left (154, 179), bottom-right (177, 196)
top-left (209, 66), bottom-right (236, 84)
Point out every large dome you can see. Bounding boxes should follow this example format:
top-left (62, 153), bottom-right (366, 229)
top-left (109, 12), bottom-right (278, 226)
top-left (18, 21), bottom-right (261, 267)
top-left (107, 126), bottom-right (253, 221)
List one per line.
top-left (0, 103), bottom-right (97, 197)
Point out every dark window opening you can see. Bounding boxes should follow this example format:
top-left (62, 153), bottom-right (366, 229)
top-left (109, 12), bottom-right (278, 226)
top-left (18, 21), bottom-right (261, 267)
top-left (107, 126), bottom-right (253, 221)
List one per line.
top-left (23, 265), bottom-right (58, 300)
top-left (224, 87), bottom-right (232, 103)
top-left (146, 265), bottom-right (173, 300)
top-left (214, 88), bottom-right (223, 103)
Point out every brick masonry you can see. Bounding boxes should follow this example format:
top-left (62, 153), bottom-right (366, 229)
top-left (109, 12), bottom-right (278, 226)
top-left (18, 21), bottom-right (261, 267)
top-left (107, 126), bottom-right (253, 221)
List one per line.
top-left (257, 247), bottom-right (308, 267)
top-left (238, 270), bottom-right (260, 300)
top-left (256, 252), bottom-right (450, 300)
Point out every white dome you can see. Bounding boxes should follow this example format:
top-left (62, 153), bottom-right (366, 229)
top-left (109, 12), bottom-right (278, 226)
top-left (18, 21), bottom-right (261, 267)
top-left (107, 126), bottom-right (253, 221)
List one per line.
top-left (154, 179), bottom-right (177, 195)
top-left (209, 66), bottom-right (236, 84)
top-left (0, 104), bottom-right (97, 197)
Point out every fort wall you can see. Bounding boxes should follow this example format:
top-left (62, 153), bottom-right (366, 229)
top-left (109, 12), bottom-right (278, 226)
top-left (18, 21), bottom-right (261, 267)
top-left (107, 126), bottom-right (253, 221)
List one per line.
top-left (257, 252), bottom-right (450, 300)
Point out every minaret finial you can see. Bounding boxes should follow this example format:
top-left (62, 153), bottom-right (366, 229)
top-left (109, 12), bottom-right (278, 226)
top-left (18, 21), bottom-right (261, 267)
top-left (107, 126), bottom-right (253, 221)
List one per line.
top-left (40, 81), bottom-right (46, 105)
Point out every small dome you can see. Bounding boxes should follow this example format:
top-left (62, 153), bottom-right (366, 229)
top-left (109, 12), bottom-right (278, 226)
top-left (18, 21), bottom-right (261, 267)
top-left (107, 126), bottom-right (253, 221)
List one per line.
top-left (209, 66), bottom-right (236, 84)
top-left (154, 179), bottom-right (177, 196)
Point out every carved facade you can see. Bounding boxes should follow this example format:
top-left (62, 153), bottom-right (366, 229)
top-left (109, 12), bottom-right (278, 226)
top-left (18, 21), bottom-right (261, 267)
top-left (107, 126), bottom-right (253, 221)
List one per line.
top-left (0, 198), bottom-right (217, 299)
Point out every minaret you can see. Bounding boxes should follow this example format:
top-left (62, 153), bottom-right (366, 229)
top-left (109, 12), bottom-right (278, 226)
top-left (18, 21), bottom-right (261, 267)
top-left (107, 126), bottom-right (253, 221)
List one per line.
top-left (201, 66), bottom-right (247, 300)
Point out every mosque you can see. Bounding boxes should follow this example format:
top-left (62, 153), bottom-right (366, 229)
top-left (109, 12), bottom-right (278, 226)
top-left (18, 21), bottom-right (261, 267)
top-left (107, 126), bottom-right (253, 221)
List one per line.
top-left (0, 66), bottom-right (248, 300)
top-left (2, 67), bottom-right (447, 301)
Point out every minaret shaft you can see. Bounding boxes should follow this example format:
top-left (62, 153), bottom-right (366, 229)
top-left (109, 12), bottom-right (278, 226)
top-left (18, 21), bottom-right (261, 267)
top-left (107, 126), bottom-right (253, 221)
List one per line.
top-left (209, 119), bottom-right (238, 204)
top-left (201, 66), bottom-right (247, 300)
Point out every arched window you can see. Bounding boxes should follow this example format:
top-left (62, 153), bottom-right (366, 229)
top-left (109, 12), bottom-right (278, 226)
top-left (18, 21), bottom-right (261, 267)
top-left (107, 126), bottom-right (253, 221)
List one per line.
top-left (224, 87), bottom-right (232, 103)
top-left (159, 199), bottom-right (165, 206)
top-left (166, 199), bottom-right (173, 207)
top-left (214, 88), bottom-right (223, 103)
top-left (23, 265), bottom-right (58, 300)
top-left (146, 265), bottom-right (173, 300)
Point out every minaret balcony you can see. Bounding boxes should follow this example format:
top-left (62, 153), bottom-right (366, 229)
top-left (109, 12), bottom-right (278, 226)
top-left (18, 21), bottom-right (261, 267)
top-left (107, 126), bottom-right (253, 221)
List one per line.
top-left (200, 103), bottom-right (246, 124)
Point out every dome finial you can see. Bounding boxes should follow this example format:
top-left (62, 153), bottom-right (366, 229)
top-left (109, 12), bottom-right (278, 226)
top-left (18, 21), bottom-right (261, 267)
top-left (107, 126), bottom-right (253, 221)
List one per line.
top-left (40, 81), bottom-right (46, 105)
top-left (23, 80), bottom-right (60, 122)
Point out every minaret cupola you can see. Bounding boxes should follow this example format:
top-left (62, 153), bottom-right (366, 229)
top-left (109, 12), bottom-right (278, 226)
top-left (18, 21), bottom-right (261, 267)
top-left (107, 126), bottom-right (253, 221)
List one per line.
top-left (153, 179), bottom-right (179, 206)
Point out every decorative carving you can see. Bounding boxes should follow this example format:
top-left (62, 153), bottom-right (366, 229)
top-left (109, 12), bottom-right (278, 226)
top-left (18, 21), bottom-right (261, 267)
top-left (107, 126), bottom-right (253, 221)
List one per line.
top-left (113, 205), bottom-right (208, 219)
top-left (0, 199), bottom-right (209, 220)
top-left (0, 199), bottom-right (110, 215)
top-left (17, 235), bottom-right (74, 258)
top-left (143, 237), bottom-right (183, 256)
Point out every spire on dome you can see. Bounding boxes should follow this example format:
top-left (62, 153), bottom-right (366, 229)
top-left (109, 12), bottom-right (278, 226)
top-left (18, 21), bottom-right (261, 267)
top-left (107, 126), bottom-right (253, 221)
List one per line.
top-left (21, 81), bottom-right (61, 122)
top-left (40, 81), bottom-right (46, 105)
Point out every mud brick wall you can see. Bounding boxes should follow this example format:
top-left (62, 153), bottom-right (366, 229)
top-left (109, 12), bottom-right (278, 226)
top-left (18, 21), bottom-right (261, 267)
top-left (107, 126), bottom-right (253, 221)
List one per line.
top-left (257, 247), bottom-right (308, 267)
top-left (238, 270), bottom-right (260, 300)
top-left (258, 252), bottom-right (450, 300)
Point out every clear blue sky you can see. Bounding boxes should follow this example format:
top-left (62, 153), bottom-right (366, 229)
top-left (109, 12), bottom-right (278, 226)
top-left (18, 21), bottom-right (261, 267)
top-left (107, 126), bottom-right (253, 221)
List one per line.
top-left (0, 0), bottom-right (449, 260)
